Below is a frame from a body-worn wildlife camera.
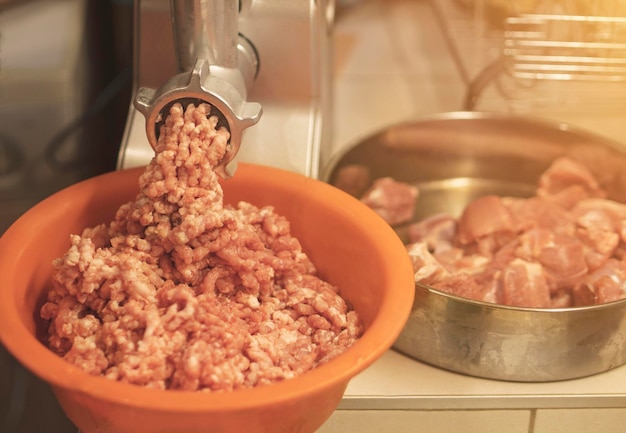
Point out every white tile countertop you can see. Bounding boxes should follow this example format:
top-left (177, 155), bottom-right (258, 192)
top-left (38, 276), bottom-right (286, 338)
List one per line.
top-left (339, 349), bottom-right (626, 411)
top-left (319, 1), bottom-right (626, 432)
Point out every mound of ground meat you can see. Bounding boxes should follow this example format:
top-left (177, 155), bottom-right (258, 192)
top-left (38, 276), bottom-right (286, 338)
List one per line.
top-left (40, 103), bottom-right (362, 391)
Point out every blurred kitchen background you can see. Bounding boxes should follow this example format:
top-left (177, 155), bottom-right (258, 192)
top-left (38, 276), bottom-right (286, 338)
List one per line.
top-left (2, 0), bottom-right (626, 432)
top-left (1, 0), bottom-right (132, 431)
top-left (0, 0), bottom-right (132, 234)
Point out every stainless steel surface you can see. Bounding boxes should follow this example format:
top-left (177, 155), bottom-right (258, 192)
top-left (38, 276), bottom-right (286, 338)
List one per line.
top-left (399, 286), bottom-right (626, 383)
top-left (120, 0), bottom-right (334, 178)
top-left (133, 0), bottom-right (262, 178)
top-left (171, 0), bottom-right (241, 71)
top-left (324, 111), bottom-right (626, 382)
top-left (134, 57), bottom-right (262, 179)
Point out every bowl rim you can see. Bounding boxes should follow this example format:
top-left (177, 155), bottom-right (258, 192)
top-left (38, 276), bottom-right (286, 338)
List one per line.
top-left (321, 110), bottom-right (626, 184)
top-left (0, 163), bottom-right (415, 412)
top-left (415, 282), bottom-right (626, 314)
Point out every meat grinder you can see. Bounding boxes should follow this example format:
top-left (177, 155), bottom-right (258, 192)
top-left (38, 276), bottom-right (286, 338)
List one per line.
top-left (118, 0), bottom-right (335, 179)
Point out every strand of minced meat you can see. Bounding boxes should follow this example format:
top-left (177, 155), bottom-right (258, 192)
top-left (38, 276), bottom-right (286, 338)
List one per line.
top-left (40, 102), bottom-right (362, 391)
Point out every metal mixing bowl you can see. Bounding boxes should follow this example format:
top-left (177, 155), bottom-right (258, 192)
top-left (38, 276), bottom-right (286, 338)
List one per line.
top-left (323, 111), bottom-right (626, 382)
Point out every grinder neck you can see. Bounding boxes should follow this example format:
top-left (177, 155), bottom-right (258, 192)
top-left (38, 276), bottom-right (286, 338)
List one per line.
top-left (170, 0), bottom-right (258, 97)
top-left (133, 0), bottom-right (262, 178)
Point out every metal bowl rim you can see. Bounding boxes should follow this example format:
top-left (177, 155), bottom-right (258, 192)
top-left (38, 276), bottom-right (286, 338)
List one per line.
top-left (416, 282), bottom-right (626, 314)
top-left (322, 110), bottom-right (626, 183)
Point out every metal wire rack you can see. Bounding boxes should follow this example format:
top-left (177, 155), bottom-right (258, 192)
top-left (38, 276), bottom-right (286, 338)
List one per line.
top-left (503, 13), bottom-right (626, 82)
top-left (430, 0), bottom-right (626, 110)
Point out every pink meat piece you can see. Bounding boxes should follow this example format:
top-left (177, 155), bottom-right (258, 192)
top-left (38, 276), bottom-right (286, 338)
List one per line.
top-left (541, 184), bottom-right (595, 210)
top-left (360, 177), bottom-right (418, 226)
top-left (573, 198), bottom-right (626, 243)
top-left (333, 164), bottom-right (371, 198)
top-left (407, 242), bottom-right (449, 286)
top-left (408, 241), bottom-right (496, 304)
top-left (515, 228), bottom-right (588, 288)
top-left (550, 289), bottom-right (573, 308)
top-left (498, 258), bottom-right (552, 308)
top-left (456, 195), bottom-right (520, 255)
top-left (502, 196), bottom-right (575, 235)
top-left (456, 195), bottom-right (511, 243)
top-left (473, 240), bottom-right (520, 304)
top-left (433, 247), bottom-right (490, 277)
top-left (537, 156), bottom-right (606, 200)
top-left (406, 213), bottom-right (457, 253)
top-left (431, 273), bottom-right (494, 303)
top-left (573, 259), bottom-right (626, 306)
top-left (571, 198), bottom-right (625, 271)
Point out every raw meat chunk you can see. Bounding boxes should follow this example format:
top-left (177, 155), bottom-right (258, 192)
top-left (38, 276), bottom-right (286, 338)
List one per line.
top-left (360, 177), bottom-right (418, 225)
top-left (398, 157), bottom-right (626, 308)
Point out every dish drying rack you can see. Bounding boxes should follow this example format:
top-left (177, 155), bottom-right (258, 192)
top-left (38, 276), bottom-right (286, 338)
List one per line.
top-left (430, 0), bottom-right (626, 112)
top-left (504, 14), bottom-right (626, 82)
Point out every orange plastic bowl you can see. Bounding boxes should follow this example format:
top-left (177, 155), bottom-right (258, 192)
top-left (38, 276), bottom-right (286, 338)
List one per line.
top-left (0, 163), bottom-right (415, 433)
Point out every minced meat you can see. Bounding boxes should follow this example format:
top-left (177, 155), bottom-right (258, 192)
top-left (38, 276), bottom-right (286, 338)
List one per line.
top-left (40, 103), bottom-right (362, 391)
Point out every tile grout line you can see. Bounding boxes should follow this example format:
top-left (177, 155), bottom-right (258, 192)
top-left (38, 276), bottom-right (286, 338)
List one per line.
top-left (528, 409), bottom-right (537, 433)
